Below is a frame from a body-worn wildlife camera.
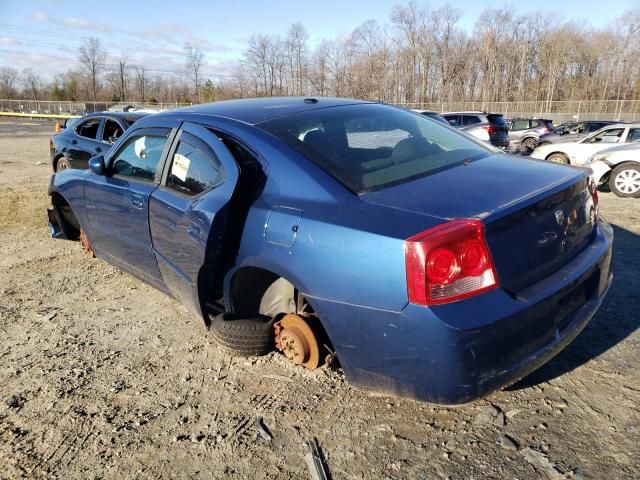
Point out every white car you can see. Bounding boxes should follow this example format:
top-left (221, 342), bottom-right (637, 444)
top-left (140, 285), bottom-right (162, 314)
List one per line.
top-left (585, 143), bottom-right (640, 197)
top-left (530, 123), bottom-right (640, 166)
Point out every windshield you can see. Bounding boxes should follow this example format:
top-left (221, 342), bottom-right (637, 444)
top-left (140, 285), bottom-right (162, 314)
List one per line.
top-left (258, 104), bottom-right (492, 194)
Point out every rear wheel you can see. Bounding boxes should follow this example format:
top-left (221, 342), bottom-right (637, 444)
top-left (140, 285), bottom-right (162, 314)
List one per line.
top-left (209, 313), bottom-right (275, 357)
top-left (521, 137), bottom-right (537, 152)
top-left (609, 164), bottom-right (640, 198)
top-left (56, 156), bottom-right (71, 172)
top-left (547, 153), bottom-right (569, 164)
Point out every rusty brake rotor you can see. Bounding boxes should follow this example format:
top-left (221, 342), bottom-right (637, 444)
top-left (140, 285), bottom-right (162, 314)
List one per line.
top-left (278, 314), bottom-right (320, 370)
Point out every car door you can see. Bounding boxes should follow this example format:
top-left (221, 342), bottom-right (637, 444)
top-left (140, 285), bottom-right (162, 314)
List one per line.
top-left (570, 127), bottom-right (627, 165)
top-left (68, 117), bottom-right (104, 168)
top-left (84, 127), bottom-right (175, 288)
top-left (509, 119), bottom-right (529, 142)
top-left (149, 122), bottom-right (239, 313)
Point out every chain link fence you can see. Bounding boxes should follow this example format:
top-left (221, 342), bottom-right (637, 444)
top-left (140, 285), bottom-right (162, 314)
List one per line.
top-left (0, 99), bottom-right (192, 116)
top-left (394, 100), bottom-right (640, 123)
top-left (2, 98), bottom-right (639, 123)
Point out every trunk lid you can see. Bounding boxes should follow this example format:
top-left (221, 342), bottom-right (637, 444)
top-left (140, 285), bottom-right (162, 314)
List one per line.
top-left (361, 155), bottom-right (597, 292)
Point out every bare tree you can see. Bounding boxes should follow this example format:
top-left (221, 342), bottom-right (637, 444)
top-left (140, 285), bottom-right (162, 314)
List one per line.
top-left (0, 67), bottom-right (19, 99)
top-left (78, 37), bottom-right (106, 101)
top-left (116, 56), bottom-right (129, 102)
top-left (22, 68), bottom-right (41, 106)
top-left (134, 65), bottom-right (148, 102)
top-left (185, 43), bottom-right (204, 102)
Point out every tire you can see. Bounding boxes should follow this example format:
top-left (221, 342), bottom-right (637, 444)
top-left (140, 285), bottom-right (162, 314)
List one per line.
top-left (521, 137), bottom-right (537, 152)
top-left (609, 164), bottom-right (640, 198)
top-left (56, 156), bottom-right (71, 172)
top-left (209, 313), bottom-right (275, 357)
top-left (547, 153), bottom-right (569, 164)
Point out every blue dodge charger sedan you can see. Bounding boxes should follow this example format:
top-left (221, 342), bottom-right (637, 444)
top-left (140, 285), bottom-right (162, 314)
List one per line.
top-left (47, 97), bottom-right (613, 404)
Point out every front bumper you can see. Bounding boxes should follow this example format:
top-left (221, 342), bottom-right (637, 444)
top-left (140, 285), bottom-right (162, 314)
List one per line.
top-left (587, 160), bottom-right (612, 185)
top-left (309, 220), bottom-right (613, 404)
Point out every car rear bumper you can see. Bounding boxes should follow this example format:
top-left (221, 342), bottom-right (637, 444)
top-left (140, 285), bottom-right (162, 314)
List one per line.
top-left (490, 137), bottom-right (510, 149)
top-left (308, 219), bottom-right (613, 404)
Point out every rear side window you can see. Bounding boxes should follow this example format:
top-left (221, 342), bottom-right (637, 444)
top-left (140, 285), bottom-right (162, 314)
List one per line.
top-left (588, 122), bottom-right (607, 132)
top-left (76, 118), bottom-right (101, 139)
top-left (258, 103), bottom-right (491, 194)
top-left (626, 128), bottom-right (640, 143)
top-left (529, 120), bottom-right (540, 128)
top-left (462, 115), bottom-right (482, 126)
top-left (167, 140), bottom-right (222, 196)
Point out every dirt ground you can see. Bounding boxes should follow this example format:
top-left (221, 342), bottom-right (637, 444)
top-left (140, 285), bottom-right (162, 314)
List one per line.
top-left (0, 124), bottom-right (638, 479)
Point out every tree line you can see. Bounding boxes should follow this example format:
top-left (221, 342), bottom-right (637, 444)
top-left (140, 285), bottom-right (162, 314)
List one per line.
top-left (1, 2), bottom-right (639, 106)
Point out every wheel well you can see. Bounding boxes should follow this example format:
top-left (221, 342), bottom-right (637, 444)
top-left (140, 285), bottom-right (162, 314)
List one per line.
top-left (53, 154), bottom-right (64, 171)
top-left (51, 192), bottom-right (80, 240)
top-left (227, 266), bottom-right (335, 352)
top-left (611, 161), bottom-right (640, 171)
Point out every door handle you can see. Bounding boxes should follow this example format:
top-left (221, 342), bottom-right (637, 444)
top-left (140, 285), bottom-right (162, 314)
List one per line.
top-left (129, 193), bottom-right (145, 209)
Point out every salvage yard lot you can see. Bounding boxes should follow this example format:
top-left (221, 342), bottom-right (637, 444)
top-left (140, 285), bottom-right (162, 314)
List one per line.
top-left (0, 126), bottom-right (638, 479)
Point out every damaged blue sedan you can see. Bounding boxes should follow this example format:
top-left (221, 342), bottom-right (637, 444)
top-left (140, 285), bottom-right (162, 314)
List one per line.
top-left (47, 97), bottom-right (613, 404)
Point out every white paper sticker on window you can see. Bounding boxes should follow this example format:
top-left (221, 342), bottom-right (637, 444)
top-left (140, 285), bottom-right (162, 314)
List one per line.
top-left (172, 153), bottom-right (190, 182)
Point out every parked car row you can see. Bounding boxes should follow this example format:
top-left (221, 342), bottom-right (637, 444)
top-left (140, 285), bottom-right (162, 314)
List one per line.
top-left (47, 96), bottom-right (613, 404)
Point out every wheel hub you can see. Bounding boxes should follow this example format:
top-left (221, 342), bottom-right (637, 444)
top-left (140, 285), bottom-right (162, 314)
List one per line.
top-left (615, 169), bottom-right (640, 194)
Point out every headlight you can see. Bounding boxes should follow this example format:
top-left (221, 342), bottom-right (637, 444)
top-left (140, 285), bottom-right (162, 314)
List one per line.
top-left (585, 153), bottom-right (609, 165)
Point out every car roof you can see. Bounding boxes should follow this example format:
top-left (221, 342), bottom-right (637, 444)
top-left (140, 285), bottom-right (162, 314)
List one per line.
top-left (82, 111), bottom-right (150, 123)
top-left (172, 96), bottom-right (373, 125)
top-left (441, 111), bottom-right (486, 115)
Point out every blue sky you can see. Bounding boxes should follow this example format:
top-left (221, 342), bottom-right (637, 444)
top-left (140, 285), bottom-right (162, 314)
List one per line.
top-left (0, 0), bottom-right (637, 80)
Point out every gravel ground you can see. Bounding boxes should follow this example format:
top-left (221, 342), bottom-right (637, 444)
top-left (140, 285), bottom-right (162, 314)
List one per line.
top-left (0, 128), bottom-right (638, 479)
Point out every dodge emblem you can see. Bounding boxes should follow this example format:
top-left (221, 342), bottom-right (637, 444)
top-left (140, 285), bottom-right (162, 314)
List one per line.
top-left (554, 209), bottom-right (565, 226)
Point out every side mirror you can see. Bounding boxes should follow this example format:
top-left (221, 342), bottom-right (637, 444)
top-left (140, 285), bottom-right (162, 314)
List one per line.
top-left (88, 155), bottom-right (106, 175)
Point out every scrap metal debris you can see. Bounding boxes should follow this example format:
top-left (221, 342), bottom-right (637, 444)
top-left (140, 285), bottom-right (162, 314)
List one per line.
top-left (304, 438), bottom-right (330, 480)
top-left (255, 417), bottom-right (272, 442)
top-left (39, 310), bottom-right (58, 322)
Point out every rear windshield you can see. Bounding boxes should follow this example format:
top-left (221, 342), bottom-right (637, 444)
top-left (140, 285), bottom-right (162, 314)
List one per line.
top-left (258, 103), bottom-right (491, 194)
top-left (486, 114), bottom-right (506, 125)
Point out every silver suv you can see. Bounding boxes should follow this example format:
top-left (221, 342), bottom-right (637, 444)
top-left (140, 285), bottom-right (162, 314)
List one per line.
top-left (441, 111), bottom-right (510, 149)
top-left (508, 118), bottom-right (554, 153)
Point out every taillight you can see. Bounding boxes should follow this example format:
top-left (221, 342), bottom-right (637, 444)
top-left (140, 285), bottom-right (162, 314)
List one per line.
top-left (405, 219), bottom-right (499, 306)
top-left (485, 126), bottom-right (496, 135)
top-left (588, 179), bottom-right (599, 221)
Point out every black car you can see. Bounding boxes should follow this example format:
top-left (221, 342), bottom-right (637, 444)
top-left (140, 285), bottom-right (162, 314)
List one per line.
top-left (50, 112), bottom-right (149, 172)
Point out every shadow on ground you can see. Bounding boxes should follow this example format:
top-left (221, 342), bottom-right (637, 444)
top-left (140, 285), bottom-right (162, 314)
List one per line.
top-left (509, 223), bottom-right (639, 390)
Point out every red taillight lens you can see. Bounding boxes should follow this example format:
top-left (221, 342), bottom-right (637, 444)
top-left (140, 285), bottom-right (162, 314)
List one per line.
top-left (485, 126), bottom-right (496, 135)
top-left (405, 219), bottom-right (499, 306)
top-left (588, 179), bottom-right (599, 220)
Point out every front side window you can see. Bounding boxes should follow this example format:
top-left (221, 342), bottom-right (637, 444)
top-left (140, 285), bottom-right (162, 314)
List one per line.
top-left (511, 119), bottom-right (529, 131)
top-left (112, 134), bottom-right (168, 182)
top-left (166, 140), bottom-right (222, 196)
top-left (76, 118), bottom-right (101, 139)
top-left (258, 104), bottom-right (491, 194)
top-left (585, 128), bottom-right (625, 144)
